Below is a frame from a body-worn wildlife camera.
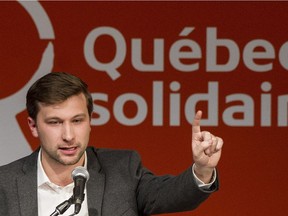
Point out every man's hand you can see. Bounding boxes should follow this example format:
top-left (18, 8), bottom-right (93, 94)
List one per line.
top-left (192, 110), bottom-right (223, 184)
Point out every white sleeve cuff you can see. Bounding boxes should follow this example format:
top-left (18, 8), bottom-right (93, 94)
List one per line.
top-left (192, 163), bottom-right (217, 189)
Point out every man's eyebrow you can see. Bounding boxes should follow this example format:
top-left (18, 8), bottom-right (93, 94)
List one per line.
top-left (44, 113), bottom-right (87, 120)
top-left (72, 113), bottom-right (87, 118)
top-left (44, 116), bottom-right (62, 122)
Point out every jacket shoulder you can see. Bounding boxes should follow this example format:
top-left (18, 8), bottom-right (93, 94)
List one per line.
top-left (86, 147), bottom-right (143, 173)
top-left (0, 151), bottom-right (38, 180)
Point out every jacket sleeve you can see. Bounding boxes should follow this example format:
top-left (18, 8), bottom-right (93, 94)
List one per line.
top-left (131, 151), bottom-right (219, 215)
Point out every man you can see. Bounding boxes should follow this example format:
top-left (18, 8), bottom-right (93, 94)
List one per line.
top-left (0, 72), bottom-right (223, 216)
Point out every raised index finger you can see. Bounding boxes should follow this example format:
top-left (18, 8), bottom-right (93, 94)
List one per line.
top-left (192, 110), bottom-right (202, 134)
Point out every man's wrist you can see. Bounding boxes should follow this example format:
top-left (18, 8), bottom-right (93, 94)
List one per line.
top-left (192, 163), bottom-right (217, 188)
top-left (193, 163), bottom-right (215, 184)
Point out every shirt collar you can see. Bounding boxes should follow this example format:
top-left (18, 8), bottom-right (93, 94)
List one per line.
top-left (37, 148), bottom-right (88, 187)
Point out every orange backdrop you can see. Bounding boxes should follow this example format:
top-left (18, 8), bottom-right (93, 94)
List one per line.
top-left (1, 1), bottom-right (288, 216)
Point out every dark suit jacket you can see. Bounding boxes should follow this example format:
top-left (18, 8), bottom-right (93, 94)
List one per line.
top-left (0, 147), bottom-right (218, 216)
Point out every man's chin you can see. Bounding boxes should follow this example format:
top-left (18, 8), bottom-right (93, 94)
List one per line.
top-left (58, 155), bottom-right (82, 166)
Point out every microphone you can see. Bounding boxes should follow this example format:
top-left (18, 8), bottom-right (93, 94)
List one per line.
top-left (71, 166), bottom-right (90, 214)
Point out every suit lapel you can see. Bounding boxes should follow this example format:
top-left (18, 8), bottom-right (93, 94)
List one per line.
top-left (15, 148), bottom-right (105, 215)
top-left (86, 148), bottom-right (105, 216)
top-left (17, 151), bottom-right (39, 216)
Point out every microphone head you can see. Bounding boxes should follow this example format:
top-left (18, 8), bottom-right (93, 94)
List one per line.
top-left (72, 166), bottom-right (90, 181)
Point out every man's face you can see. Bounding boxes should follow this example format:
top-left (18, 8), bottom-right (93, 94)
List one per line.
top-left (28, 93), bottom-right (91, 167)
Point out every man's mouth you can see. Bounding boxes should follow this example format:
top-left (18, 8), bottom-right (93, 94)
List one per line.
top-left (59, 147), bottom-right (78, 155)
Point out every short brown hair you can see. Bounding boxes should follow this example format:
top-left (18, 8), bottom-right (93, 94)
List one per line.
top-left (26, 72), bottom-right (93, 120)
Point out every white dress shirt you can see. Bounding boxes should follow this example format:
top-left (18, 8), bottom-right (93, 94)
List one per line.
top-left (37, 150), bottom-right (89, 216)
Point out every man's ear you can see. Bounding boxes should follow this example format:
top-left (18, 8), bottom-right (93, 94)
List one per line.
top-left (27, 117), bottom-right (39, 138)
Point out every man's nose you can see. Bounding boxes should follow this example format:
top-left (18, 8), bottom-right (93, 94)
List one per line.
top-left (62, 122), bottom-right (75, 142)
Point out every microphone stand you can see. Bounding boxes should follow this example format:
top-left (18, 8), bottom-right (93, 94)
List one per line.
top-left (50, 166), bottom-right (89, 216)
top-left (50, 196), bottom-right (74, 216)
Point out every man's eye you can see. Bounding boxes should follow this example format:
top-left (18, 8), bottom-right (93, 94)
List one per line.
top-left (73, 119), bottom-right (83, 123)
top-left (48, 121), bottom-right (60, 125)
